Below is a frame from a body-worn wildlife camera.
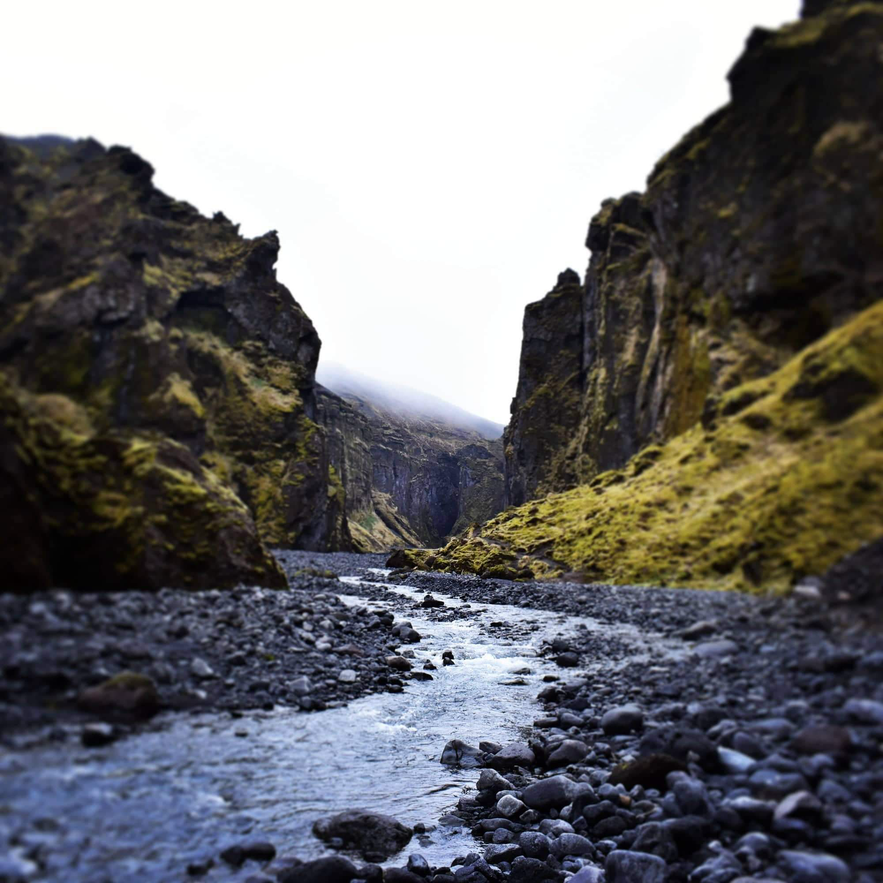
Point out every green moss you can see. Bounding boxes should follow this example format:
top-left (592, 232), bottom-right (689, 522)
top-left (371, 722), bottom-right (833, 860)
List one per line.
top-left (421, 301), bottom-right (883, 592)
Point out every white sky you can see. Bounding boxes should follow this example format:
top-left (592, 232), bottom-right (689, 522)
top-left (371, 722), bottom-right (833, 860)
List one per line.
top-left (5, 0), bottom-right (800, 425)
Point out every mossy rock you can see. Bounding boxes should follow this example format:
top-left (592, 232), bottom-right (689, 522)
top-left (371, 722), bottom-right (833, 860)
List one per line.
top-left (0, 371), bottom-right (287, 590)
top-left (0, 134), bottom-right (351, 585)
top-left (419, 301), bottom-right (883, 594)
top-left (77, 670), bottom-right (161, 718)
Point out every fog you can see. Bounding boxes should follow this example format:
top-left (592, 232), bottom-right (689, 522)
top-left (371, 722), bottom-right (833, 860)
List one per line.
top-left (318, 362), bottom-right (504, 440)
top-left (4, 0), bottom-right (801, 424)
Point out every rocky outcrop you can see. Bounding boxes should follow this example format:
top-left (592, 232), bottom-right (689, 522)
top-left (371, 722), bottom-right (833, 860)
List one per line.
top-left (318, 383), bottom-right (505, 552)
top-left (504, 0), bottom-right (883, 507)
top-left (0, 135), bottom-right (349, 590)
top-left (405, 0), bottom-right (883, 591)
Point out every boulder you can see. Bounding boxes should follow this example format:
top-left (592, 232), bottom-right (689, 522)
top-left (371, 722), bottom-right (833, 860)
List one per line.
top-left (522, 775), bottom-right (584, 811)
top-left (440, 739), bottom-right (483, 767)
top-left (486, 742), bottom-right (535, 771)
top-left (312, 810), bottom-right (412, 860)
top-left (78, 671), bottom-right (160, 719)
top-left (601, 704), bottom-right (643, 735)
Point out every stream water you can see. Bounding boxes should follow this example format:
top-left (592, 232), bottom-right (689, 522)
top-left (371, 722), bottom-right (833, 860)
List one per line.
top-left (0, 573), bottom-right (673, 883)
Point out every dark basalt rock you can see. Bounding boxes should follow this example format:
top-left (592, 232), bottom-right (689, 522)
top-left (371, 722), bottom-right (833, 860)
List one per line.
top-left (312, 809), bottom-right (412, 861)
top-left (0, 135), bottom-right (351, 590)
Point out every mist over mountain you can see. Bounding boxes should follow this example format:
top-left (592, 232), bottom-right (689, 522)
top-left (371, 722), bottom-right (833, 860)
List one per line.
top-left (317, 362), bottom-right (504, 441)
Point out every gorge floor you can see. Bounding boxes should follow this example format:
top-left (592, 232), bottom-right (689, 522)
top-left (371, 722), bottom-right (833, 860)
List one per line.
top-left (1, 555), bottom-right (882, 883)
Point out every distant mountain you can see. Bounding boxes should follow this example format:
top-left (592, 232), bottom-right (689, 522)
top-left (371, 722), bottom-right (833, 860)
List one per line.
top-left (316, 362), bottom-right (505, 552)
top-left (317, 362), bottom-right (504, 441)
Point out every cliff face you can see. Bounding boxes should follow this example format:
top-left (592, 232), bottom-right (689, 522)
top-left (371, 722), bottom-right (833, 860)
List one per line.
top-left (506, 0), bottom-right (883, 505)
top-left (407, 0), bottom-right (883, 591)
top-left (0, 136), bottom-right (349, 590)
top-left (317, 383), bottom-right (505, 552)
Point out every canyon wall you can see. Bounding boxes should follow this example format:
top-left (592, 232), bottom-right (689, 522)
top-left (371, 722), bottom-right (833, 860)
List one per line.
top-left (0, 136), bottom-right (349, 590)
top-left (405, 0), bottom-right (883, 591)
top-left (318, 382), bottom-right (505, 552)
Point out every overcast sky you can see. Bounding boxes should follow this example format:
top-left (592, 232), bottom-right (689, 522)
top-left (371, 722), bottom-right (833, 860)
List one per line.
top-left (5, 0), bottom-right (801, 424)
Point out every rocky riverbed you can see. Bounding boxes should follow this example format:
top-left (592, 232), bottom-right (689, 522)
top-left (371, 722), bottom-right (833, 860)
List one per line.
top-left (1, 553), bottom-right (882, 882)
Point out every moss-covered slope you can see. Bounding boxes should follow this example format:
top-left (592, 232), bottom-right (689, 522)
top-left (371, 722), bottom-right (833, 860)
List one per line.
top-left (403, 301), bottom-right (883, 591)
top-left (408, 0), bottom-right (883, 591)
top-left (0, 135), bottom-right (349, 589)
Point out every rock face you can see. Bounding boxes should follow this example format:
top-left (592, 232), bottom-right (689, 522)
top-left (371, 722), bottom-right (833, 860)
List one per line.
top-left (0, 135), bottom-right (349, 590)
top-left (317, 367), bottom-right (504, 551)
top-left (404, 0), bottom-right (883, 591)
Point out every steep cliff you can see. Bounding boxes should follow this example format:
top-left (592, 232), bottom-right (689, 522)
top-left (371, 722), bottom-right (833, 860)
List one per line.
top-left (317, 369), bottom-right (505, 552)
top-left (0, 135), bottom-right (349, 590)
top-left (405, 0), bottom-right (883, 591)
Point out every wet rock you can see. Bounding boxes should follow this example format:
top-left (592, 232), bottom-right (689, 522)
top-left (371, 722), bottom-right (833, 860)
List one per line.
top-left (406, 854), bottom-right (431, 876)
top-left (639, 726), bottom-right (717, 769)
top-left (778, 850), bottom-right (850, 883)
top-left (81, 722), bottom-right (116, 747)
top-left (663, 816), bottom-right (714, 856)
top-left (421, 595), bottom-right (445, 608)
top-left (608, 753), bottom-right (687, 791)
top-left (774, 791), bottom-right (824, 824)
top-left (290, 675), bottom-right (313, 696)
top-left (522, 775), bottom-right (583, 810)
top-left (313, 810), bottom-right (412, 860)
top-left (550, 832), bottom-right (594, 858)
top-left (187, 857), bottom-right (215, 876)
top-left (792, 724), bottom-right (852, 756)
top-left (748, 768), bottom-right (809, 800)
top-left (632, 822), bottom-right (679, 863)
top-left (689, 847), bottom-right (742, 882)
top-left (77, 671), bottom-right (160, 719)
top-left (681, 620), bottom-right (717, 639)
top-left (496, 795), bottom-right (527, 819)
top-left (519, 831), bottom-right (552, 859)
top-left (725, 796), bottom-right (775, 826)
top-left (717, 747), bottom-right (756, 774)
top-left (485, 842), bottom-right (523, 864)
top-left (843, 698), bottom-right (883, 725)
top-left (601, 704), bottom-right (643, 736)
top-left (220, 845), bottom-right (247, 867)
top-left (241, 842), bottom-right (276, 862)
top-left (693, 639), bottom-right (739, 659)
top-left (477, 770), bottom-right (511, 795)
top-left (280, 855), bottom-right (358, 883)
top-left (486, 742), bottom-right (535, 771)
top-left (508, 855), bottom-right (559, 882)
top-left (384, 867), bottom-right (424, 883)
top-left (191, 658), bottom-right (216, 680)
top-left (386, 656), bottom-right (413, 672)
top-left (605, 850), bottom-right (666, 883)
top-left (440, 739), bottom-right (483, 767)
top-left (555, 652), bottom-right (580, 668)
top-left (547, 739), bottom-right (589, 765)
top-left (567, 869), bottom-right (603, 883)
